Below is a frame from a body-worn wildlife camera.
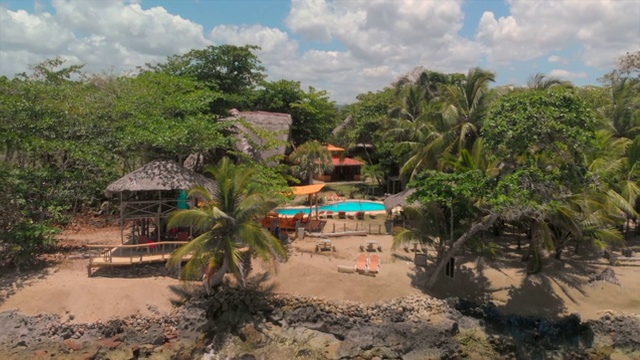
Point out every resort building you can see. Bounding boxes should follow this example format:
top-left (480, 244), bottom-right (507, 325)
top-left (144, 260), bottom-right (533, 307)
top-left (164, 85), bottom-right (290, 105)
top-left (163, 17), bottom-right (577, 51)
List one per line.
top-left (314, 144), bottom-right (364, 182)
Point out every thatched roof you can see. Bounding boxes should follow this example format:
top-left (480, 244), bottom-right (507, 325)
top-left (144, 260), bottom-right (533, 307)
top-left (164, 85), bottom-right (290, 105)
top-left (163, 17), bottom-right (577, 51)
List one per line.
top-left (105, 160), bottom-right (216, 196)
top-left (383, 188), bottom-right (417, 211)
top-left (225, 109), bottom-right (292, 164)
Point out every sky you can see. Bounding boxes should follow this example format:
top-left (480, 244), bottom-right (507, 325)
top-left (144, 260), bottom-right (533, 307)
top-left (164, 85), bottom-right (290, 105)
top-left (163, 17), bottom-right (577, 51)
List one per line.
top-left (0, 0), bottom-right (638, 104)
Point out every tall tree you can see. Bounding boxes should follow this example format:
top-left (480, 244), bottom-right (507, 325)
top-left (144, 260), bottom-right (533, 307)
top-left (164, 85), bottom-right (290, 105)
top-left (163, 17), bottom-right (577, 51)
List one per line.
top-left (289, 141), bottom-right (334, 184)
top-left (254, 80), bottom-right (339, 145)
top-left (167, 157), bottom-right (286, 294)
top-left (145, 45), bottom-right (266, 114)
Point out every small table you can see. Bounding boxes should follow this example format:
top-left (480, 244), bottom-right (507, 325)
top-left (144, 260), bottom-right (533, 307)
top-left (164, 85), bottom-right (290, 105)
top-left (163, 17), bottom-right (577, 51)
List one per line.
top-left (316, 238), bottom-right (335, 252)
top-left (361, 240), bottom-right (382, 252)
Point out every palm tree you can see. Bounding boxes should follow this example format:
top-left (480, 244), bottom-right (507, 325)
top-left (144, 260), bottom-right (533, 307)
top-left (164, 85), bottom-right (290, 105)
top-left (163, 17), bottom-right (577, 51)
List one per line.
top-left (167, 157), bottom-right (287, 295)
top-left (289, 141), bottom-right (334, 184)
top-left (440, 67), bottom-right (496, 154)
top-left (527, 73), bottom-right (572, 90)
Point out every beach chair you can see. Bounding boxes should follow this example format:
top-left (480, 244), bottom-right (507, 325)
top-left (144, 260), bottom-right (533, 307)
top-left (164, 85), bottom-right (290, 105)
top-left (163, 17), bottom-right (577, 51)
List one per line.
top-left (369, 213), bottom-right (377, 219)
top-left (334, 193), bottom-right (343, 202)
top-left (369, 254), bottom-right (380, 274)
top-left (356, 211), bottom-right (365, 220)
top-left (318, 210), bottom-right (326, 219)
top-left (347, 213), bottom-right (355, 220)
top-left (356, 253), bottom-right (368, 273)
top-left (338, 211), bottom-right (347, 219)
top-left (326, 210), bottom-right (334, 218)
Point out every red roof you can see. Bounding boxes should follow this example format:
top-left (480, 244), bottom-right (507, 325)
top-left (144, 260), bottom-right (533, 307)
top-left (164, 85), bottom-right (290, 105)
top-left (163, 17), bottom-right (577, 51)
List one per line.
top-left (332, 157), bottom-right (364, 166)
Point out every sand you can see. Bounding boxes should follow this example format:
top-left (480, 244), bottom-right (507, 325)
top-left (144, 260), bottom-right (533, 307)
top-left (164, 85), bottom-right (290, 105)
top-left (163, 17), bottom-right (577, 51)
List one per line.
top-left (1, 220), bottom-right (638, 323)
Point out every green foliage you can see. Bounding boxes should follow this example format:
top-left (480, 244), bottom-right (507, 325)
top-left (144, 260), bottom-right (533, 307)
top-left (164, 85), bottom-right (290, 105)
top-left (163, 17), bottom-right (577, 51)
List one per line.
top-left (484, 88), bottom-right (597, 163)
top-left (0, 164), bottom-right (59, 270)
top-left (146, 45), bottom-right (266, 113)
top-left (409, 170), bottom-right (492, 207)
top-left (253, 80), bottom-right (338, 144)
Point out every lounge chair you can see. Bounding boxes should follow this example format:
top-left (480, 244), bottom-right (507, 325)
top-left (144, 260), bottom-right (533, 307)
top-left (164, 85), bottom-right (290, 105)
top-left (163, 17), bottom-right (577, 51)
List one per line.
top-left (338, 211), bottom-right (347, 219)
top-left (356, 253), bottom-right (368, 273)
top-left (369, 213), bottom-right (377, 219)
top-left (318, 210), bottom-right (326, 219)
top-left (347, 213), bottom-right (355, 220)
top-left (326, 210), bottom-right (334, 218)
top-left (356, 211), bottom-right (365, 220)
top-left (369, 254), bottom-right (380, 274)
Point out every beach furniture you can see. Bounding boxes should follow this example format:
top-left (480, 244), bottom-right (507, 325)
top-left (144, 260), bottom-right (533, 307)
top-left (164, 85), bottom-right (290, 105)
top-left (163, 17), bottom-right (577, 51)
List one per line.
top-left (369, 213), bottom-right (377, 219)
top-left (338, 211), bottom-right (347, 219)
top-left (318, 210), bottom-right (326, 219)
top-left (369, 254), bottom-right (380, 274)
top-left (356, 253), bottom-right (368, 273)
top-left (347, 213), bottom-right (355, 220)
top-left (356, 211), bottom-right (365, 220)
top-left (326, 210), bottom-right (334, 218)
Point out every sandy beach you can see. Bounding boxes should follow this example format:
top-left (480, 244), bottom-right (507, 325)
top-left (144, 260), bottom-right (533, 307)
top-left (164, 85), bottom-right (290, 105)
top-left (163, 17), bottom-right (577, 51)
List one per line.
top-left (1, 218), bottom-right (639, 323)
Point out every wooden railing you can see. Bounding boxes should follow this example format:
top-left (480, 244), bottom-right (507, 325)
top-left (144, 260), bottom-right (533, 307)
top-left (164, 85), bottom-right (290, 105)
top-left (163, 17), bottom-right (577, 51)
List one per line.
top-left (86, 241), bottom-right (189, 276)
top-left (120, 200), bottom-right (178, 219)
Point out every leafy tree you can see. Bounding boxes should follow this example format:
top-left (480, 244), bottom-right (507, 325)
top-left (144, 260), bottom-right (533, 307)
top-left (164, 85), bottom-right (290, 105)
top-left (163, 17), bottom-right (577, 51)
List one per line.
top-left (289, 141), bottom-right (334, 184)
top-left (484, 88), bottom-right (597, 167)
top-left (253, 80), bottom-right (339, 144)
top-left (145, 45), bottom-right (266, 114)
top-left (167, 157), bottom-right (286, 294)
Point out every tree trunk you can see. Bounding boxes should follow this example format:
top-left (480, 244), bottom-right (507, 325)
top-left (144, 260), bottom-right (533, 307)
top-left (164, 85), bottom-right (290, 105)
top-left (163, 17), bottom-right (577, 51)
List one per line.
top-left (426, 213), bottom-right (499, 289)
top-left (526, 224), bottom-right (543, 274)
top-left (203, 256), bottom-right (229, 296)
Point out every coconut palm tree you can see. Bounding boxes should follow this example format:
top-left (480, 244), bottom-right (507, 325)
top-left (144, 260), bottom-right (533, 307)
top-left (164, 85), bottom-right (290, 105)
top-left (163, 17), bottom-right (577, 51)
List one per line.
top-left (527, 73), bottom-right (572, 90)
top-left (167, 157), bottom-right (286, 295)
top-left (440, 67), bottom-right (496, 154)
top-left (289, 141), bottom-right (334, 184)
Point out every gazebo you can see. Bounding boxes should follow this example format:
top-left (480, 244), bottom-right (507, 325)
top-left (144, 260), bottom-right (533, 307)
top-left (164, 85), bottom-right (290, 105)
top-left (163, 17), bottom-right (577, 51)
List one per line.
top-left (106, 160), bottom-right (217, 244)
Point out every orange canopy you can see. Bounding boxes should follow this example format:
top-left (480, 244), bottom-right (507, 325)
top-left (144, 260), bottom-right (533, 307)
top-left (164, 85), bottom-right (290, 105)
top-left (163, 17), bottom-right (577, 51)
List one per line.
top-left (325, 144), bottom-right (345, 152)
top-left (290, 183), bottom-right (326, 196)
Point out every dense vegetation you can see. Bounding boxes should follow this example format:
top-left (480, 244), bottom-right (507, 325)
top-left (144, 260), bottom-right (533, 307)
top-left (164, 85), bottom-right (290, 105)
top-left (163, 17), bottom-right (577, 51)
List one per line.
top-left (1, 44), bottom-right (638, 286)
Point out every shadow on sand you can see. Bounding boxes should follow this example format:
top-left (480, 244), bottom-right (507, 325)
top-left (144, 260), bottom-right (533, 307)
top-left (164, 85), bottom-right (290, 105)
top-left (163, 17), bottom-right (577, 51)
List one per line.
top-left (0, 260), bottom-right (58, 307)
top-left (407, 233), bottom-right (606, 320)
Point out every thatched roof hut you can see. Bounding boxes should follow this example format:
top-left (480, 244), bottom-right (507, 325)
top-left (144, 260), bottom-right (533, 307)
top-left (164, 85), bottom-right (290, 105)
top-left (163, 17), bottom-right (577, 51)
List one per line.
top-left (226, 109), bottom-right (293, 164)
top-left (105, 160), bottom-right (216, 196)
top-left (383, 188), bottom-right (417, 211)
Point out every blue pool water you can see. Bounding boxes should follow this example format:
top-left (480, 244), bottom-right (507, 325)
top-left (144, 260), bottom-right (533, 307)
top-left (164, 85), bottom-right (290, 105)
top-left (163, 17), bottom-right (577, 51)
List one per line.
top-left (275, 200), bottom-right (385, 216)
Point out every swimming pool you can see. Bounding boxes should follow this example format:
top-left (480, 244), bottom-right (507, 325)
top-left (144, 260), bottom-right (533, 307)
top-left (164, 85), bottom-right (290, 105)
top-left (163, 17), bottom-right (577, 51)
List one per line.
top-left (275, 200), bottom-right (385, 216)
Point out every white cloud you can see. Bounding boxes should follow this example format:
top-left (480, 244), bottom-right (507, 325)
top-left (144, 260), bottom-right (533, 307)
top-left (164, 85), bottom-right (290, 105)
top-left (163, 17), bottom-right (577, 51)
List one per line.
top-left (548, 55), bottom-right (568, 65)
top-left (549, 69), bottom-right (588, 79)
top-left (0, 1), bottom-right (210, 76)
top-left (475, 0), bottom-right (640, 68)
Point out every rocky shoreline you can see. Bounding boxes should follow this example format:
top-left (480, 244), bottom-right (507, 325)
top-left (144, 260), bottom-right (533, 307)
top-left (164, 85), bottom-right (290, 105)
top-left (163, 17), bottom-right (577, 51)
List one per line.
top-left (1, 287), bottom-right (638, 359)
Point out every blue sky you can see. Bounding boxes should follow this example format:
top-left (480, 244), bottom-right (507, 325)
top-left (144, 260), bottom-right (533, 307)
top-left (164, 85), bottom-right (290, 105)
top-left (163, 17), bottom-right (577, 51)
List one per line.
top-left (1, 0), bottom-right (638, 103)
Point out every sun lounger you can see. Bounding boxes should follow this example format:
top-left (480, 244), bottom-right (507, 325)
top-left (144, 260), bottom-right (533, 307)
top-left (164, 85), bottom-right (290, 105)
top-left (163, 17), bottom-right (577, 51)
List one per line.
top-left (338, 211), bottom-right (347, 219)
top-left (326, 210), bottom-right (334, 218)
top-left (356, 253), bottom-right (368, 273)
top-left (356, 211), bottom-right (365, 220)
top-left (318, 210), bottom-right (326, 219)
top-left (369, 213), bottom-right (377, 219)
top-left (369, 254), bottom-right (380, 274)
top-left (347, 213), bottom-right (355, 220)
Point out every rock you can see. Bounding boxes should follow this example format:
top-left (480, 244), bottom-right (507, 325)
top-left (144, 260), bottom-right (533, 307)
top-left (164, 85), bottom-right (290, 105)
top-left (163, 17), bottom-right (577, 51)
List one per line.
top-left (64, 339), bottom-right (83, 351)
top-left (99, 337), bottom-right (121, 349)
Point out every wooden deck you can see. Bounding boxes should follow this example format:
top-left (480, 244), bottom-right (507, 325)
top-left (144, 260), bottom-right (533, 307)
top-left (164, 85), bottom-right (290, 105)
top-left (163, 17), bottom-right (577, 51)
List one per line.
top-left (86, 241), bottom-right (191, 277)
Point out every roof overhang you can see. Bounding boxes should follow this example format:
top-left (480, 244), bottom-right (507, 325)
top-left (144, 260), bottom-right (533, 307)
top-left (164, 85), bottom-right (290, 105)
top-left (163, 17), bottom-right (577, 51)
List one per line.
top-left (290, 183), bottom-right (326, 196)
